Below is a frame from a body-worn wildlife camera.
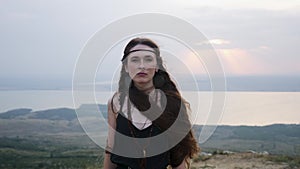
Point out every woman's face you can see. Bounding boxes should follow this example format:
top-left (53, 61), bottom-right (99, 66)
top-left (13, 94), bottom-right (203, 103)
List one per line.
top-left (125, 44), bottom-right (158, 88)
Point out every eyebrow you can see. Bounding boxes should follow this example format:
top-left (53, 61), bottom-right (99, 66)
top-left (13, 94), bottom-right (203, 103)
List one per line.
top-left (129, 55), bottom-right (154, 61)
top-left (130, 56), bottom-right (139, 59)
top-left (144, 55), bottom-right (154, 58)
top-left (130, 54), bottom-right (155, 58)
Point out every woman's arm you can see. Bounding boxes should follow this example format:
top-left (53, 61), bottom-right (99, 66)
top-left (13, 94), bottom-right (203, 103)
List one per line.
top-left (103, 153), bottom-right (116, 169)
top-left (172, 158), bottom-right (189, 169)
top-left (103, 97), bottom-right (118, 169)
top-left (172, 162), bottom-right (185, 169)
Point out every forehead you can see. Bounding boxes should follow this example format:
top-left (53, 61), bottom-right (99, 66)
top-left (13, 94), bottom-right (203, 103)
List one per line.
top-left (128, 44), bottom-right (156, 57)
top-left (131, 44), bottom-right (156, 51)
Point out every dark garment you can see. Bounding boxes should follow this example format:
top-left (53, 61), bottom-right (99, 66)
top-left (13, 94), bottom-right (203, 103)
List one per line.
top-left (111, 113), bottom-right (170, 169)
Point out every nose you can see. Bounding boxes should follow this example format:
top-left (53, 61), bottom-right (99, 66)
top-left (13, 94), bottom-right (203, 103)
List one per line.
top-left (138, 60), bottom-right (145, 69)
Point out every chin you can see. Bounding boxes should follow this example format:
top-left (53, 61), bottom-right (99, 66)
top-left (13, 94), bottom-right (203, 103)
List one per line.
top-left (133, 78), bottom-right (151, 85)
top-left (134, 80), bottom-right (150, 84)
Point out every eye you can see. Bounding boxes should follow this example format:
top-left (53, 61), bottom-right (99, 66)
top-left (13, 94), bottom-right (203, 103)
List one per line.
top-left (130, 57), bottom-right (140, 62)
top-left (144, 56), bottom-right (154, 62)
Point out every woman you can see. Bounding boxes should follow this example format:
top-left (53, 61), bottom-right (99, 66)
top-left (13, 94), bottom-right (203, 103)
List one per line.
top-left (104, 38), bottom-right (199, 169)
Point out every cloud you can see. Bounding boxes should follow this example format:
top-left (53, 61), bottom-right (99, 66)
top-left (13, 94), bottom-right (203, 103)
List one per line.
top-left (217, 48), bottom-right (269, 75)
top-left (196, 39), bottom-right (231, 46)
top-left (258, 46), bottom-right (271, 50)
top-left (1, 1), bottom-right (299, 80)
top-left (209, 39), bottom-right (230, 45)
top-left (174, 0), bottom-right (300, 10)
top-left (185, 6), bottom-right (300, 76)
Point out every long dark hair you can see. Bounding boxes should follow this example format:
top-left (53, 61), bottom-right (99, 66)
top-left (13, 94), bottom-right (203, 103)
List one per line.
top-left (118, 37), bottom-right (199, 167)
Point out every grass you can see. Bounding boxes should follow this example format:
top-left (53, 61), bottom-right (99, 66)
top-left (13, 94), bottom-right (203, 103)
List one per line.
top-left (0, 136), bottom-right (104, 169)
top-left (0, 156), bottom-right (103, 169)
top-left (0, 148), bottom-right (104, 169)
top-left (266, 155), bottom-right (300, 168)
top-left (1, 134), bottom-right (299, 169)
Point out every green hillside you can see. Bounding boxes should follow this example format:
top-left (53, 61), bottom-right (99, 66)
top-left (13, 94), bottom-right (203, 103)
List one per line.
top-left (0, 106), bottom-right (299, 168)
top-left (196, 124), bottom-right (300, 156)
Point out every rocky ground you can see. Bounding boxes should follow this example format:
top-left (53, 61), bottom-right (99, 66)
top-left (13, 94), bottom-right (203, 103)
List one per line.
top-left (191, 152), bottom-right (297, 169)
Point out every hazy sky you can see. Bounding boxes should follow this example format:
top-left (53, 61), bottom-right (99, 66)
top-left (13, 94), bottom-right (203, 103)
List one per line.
top-left (1, 0), bottom-right (300, 83)
top-left (0, 1), bottom-right (300, 125)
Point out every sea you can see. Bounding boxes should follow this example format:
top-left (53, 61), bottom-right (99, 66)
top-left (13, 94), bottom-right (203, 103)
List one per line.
top-left (0, 90), bottom-right (299, 126)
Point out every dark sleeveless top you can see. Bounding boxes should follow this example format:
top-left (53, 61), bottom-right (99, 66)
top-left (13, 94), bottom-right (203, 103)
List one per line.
top-left (110, 112), bottom-right (170, 169)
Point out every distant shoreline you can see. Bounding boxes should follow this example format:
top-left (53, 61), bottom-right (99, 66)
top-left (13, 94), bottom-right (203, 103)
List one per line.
top-left (1, 75), bottom-right (300, 91)
top-left (1, 91), bottom-right (299, 125)
top-left (0, 106), bottom-right (299, 127)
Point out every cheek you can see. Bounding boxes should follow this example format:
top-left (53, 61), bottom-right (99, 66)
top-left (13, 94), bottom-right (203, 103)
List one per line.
top-left (126, 64), bottom-right (138, 78)
top-left (148, 68), bottom-right (156, 76)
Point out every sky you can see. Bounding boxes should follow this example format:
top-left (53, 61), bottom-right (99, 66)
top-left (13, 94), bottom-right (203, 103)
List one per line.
top-left (1, 0), bottom-right (300, 86)
top-left (0, 0), bottom-right (300, 125)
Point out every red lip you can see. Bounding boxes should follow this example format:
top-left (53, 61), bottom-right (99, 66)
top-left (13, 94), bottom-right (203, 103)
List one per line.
top-left (137, 72), bottom-right (147, 76)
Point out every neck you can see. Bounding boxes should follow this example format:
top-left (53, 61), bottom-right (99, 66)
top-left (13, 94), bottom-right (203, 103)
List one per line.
top-left (134, 83), bottom-right (155, 94)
